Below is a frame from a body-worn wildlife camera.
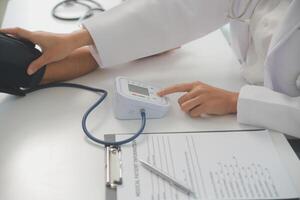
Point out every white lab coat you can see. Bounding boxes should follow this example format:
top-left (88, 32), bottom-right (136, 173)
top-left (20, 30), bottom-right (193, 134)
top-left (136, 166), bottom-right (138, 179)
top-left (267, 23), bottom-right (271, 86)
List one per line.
top-left (83, 0), bottom-right (300, 138)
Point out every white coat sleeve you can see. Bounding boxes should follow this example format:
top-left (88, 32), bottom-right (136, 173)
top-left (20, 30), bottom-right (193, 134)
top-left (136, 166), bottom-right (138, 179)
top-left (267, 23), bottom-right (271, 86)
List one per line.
top-left (82, 0), bottom-right (229, 67)
top-left (237, 85), bottom-right (300, 138)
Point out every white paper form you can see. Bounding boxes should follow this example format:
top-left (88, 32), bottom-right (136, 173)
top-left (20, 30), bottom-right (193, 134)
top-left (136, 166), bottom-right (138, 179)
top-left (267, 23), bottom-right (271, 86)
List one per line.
top-left (116, 130), bottom-right (299, 200)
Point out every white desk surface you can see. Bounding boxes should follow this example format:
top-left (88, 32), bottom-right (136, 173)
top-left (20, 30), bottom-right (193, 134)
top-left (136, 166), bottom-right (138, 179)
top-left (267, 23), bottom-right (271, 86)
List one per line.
top-left (1, 1), bottom-right (299, 199)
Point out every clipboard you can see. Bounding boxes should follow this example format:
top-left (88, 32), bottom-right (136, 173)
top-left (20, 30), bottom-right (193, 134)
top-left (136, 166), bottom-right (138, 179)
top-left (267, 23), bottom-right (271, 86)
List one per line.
top-left (103, 130), bottom-right (264, 200)
top-left (104, 130), bottom-right (300, 200)
top-left (104, 134), bottom-right (122, 200)
top-left (103, 130), bottom-right (267, 200)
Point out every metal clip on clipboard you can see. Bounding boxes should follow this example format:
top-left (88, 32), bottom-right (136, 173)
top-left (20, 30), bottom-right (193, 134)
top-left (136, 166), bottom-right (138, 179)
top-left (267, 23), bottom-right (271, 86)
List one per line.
top-left (105, 145), bottom-right (123, 188)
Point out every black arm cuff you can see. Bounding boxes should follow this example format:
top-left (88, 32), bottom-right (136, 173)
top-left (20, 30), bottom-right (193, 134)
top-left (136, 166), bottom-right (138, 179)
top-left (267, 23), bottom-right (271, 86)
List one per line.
top-left (0, 33), bottom-right (46, 96)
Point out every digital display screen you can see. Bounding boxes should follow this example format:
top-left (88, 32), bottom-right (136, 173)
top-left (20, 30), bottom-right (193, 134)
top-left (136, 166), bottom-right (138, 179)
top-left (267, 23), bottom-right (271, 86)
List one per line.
top-left (128, 84), bottom-right (149, 96)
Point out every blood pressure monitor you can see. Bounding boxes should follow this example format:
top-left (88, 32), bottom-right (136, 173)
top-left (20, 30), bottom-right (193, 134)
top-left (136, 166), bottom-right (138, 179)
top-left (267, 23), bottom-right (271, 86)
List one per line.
top-left (114, 77), bottom-right (170, 119)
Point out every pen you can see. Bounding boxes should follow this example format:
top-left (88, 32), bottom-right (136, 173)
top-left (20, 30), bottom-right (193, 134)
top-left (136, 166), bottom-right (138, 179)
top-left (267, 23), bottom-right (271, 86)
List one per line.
top-left (139, 159), bottom-right (196, 197)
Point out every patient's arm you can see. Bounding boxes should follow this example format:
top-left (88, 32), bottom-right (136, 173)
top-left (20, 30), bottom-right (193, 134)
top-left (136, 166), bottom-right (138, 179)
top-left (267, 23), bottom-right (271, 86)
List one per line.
top-left (41, 46), bottom-right (98, 84)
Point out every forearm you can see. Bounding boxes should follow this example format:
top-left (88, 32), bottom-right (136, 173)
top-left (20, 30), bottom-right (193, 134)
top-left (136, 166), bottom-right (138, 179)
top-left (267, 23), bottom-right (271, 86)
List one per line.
top-left (83, 0), bottom-right (229, 67)
top-left (41, 46), bottom-right (98, 84)
top-left (237, 85), bottom-right (300, 138)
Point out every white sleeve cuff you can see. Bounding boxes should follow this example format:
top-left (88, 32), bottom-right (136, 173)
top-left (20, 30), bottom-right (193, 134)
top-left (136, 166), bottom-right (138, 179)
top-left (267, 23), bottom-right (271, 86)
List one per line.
top-left (237, 85), bottom-right (300, 138)
top-left (88, 45), bottom-right (104, 68)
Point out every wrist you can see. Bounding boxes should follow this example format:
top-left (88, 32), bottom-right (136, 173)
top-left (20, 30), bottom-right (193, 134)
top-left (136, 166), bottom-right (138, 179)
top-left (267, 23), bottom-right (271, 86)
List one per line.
top-left (229, 92), bottom-right (239, 113)
top-left (69, 28), bottom-right (93, 49)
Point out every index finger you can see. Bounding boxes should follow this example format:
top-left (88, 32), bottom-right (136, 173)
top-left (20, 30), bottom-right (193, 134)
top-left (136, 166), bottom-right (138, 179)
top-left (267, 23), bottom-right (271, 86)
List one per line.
top-left (157, 83), bottom-right (194, 96)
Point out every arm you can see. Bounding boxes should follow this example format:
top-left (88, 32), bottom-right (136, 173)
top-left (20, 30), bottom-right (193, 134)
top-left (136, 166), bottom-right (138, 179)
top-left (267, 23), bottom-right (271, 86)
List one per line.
top-left (237, 85), bottom-right (300, 138)
top-left (1, 0), bottom-right (230, 73)
top-left (158, 82), bottom-right (300, 138)
top-left (41, 46), bottom-right (98, 84)
top-left (83, 0), bottom-right (230, 67)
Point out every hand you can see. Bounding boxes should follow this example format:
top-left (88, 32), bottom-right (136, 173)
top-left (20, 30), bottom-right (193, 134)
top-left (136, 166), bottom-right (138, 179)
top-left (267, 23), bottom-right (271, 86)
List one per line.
top-left (0, 27), bottom-right (93, 75)
top-left (158, 81), bottom-right (239, 117)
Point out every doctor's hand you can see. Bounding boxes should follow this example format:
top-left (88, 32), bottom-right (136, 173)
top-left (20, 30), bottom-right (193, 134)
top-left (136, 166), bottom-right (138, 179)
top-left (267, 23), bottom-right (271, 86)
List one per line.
top-left (158, 81), bottom-right (239, 117)
top-left (0, 27), bottom-right (93, 75)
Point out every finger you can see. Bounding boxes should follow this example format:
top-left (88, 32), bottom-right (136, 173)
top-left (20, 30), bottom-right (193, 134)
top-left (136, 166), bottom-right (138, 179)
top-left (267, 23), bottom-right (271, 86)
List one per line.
top-left (189, 105), bottom-right (208, 118)
top-left (157, 83), bottom-right (194, 96)
top-left (178, 87), bottom-right (206, 104)
top-left (27, 54), bottom-right (49, 75)
top-left (180, 95), bottom-right (206, 113)
top-left (0, 27), bottom-right (34, 41)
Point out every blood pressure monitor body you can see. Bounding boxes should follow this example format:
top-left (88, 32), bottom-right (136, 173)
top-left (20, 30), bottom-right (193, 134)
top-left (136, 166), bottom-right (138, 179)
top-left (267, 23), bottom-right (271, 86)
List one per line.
top-left (114, 77), bottom-right (170, 119)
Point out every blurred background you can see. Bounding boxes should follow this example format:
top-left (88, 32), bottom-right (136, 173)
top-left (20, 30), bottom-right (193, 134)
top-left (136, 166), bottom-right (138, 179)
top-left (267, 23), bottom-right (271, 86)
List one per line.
top-left (0, 0), bottom-right (8, 26)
